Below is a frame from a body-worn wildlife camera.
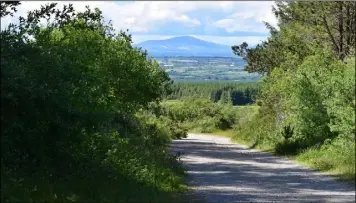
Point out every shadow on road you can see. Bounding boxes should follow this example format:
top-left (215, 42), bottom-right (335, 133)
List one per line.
top-left (170, 134), bottom-right (356, 203)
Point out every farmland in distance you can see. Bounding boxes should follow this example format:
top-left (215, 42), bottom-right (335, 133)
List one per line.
top-left (155, 56), bottom-right (262, 82)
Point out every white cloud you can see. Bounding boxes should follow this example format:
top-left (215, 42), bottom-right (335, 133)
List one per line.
top-left (192, 35), bottom-right (267, 46)
top-left (104, 2), bottom-right (204, 33)
top-left (1, 1), bottom-right (205, 33)
top-left (1, 1), bottom-right (277, 47)
top-left (100, 1), bottom-right (245, 33)
top-left (1, 1), bottom-right (277, 34)
top-left (212, 2), bottom-right (278, 33)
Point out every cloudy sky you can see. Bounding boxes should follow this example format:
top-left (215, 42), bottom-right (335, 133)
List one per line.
top-left (1, 1), bottom-right (277, 46)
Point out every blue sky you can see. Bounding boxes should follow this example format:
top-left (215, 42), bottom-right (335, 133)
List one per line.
top-left (1, 1), bottom-right (278, 46)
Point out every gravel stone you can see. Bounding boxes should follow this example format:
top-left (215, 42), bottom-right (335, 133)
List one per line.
top-left (170, 133), bottom-right (356, 203)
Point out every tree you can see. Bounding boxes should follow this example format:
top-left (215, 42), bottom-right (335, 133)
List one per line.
top-left (232, 1), bottom-right (356, 75)
top-left (0, 1), bottom-right (21, 17)
top-left (232, 22), bottom-right (286, 75)
top-left (1, 2), bottom-right (171, 178)
top-left (273, 1), bottom-right (356, 61)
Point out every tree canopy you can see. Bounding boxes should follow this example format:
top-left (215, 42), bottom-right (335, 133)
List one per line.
top-left (232, 1), bottom-right (356, 74)
top-left (1, 3), bottom-right (184, 202)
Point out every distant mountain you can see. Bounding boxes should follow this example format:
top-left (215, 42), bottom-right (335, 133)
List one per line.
top-left (136, 36), bottom-right (234, 57)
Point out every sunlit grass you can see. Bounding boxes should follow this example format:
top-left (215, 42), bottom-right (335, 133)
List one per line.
top-left (296, 145), bottom-right (355, 183)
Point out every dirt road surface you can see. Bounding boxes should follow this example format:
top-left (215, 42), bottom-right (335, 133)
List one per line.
top-left (170, 133), bottom-right (355, 203)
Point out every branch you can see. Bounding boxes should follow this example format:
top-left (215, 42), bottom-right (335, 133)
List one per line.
top-left (0, 1), bottom-right (21, 17)
top-left (338, 2), bottom-right (344, 60)
top-left (322, 15), bottom-right (339, 54)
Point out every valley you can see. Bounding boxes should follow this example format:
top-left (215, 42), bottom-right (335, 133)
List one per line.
top-left (155, 56), bottom-right (261, 81)
top-left (137, 36), bottom-right (262, 81)
top-left (2, 2), bottom-right (354, 203)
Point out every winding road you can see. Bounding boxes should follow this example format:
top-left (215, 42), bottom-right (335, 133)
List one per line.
top-left (170, 133), bottom-right (355, 203)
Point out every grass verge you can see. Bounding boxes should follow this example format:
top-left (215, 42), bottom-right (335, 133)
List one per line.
top-left (193, 130), bottom-right (355, 184)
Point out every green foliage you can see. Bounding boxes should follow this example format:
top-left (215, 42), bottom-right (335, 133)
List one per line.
top-left (237, 52), bottom-right (355, 154)
top-left (1, 3), bottom-right (185, 202)
top-left (199, 117), bottom-right (218, 133)
top-left (233, 107), bottom-right (278, 150)
top-left (0, 1), bottom-right (21, 17)
top-left (167, 81), bottom-right (260, 105)
top-left (162, 99), bottom-right (258, 134)
top-left (233, 2), bottom-right (356, 73)
top-left (322, 58), bottom-right (355, 140)
top-left (297, 137), bottom-right (355, 180)
top-left (1, 118), bottom-right (186, 202)
top-left (137, 104), bottom-right (188, 140)
top-left (232, 35), bottom-right (283, 75)
top-left (230, 1), bottom-right (355, 181)
top-left (263, 53), bottom-right (354, 151)
top-left (273, 2), bottom-right (356, 61)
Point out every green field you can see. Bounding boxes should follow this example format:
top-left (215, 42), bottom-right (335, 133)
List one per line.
top-left (155, 56), bottom-right (262, 81)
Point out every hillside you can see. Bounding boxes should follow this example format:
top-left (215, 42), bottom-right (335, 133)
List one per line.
top-left (136, 36), bottom-right (234, 57)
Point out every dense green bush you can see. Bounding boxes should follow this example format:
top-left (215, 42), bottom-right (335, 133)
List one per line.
top-left (235, 53), bottom-right (355, 155)
top-left (297, 137), bottom-right (355, 180)
top-left (1, 117), bottom-right (186, 202)
top-left (233, 107), bottom-right (278, 149)
top-left (230, 1), bottom-right (355, 180)
top-left (136, 106), bottom-right (188, 140)
top-left (1, 3), bottom-right (185, 202)
top-left (161, 99), bottom-right (258, 134)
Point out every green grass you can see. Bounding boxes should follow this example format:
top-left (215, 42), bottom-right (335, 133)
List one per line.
top-left (234, 104), bottom-right (259, 110)
top-left (163, 99), bottom-right (181, 105)
top-left (295, 144), bottom-right (355, 183)
top-left (193, 115), bottom-right (355, 184)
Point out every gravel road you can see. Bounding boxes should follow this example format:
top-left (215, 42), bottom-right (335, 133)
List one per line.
top-left (170, 133), bottom-right (355, 203)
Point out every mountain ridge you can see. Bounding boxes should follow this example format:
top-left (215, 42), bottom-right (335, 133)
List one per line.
top-left (136, 36), bottom-right (234, 57)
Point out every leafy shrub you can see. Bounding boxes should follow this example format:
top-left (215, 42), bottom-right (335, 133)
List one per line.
top-left (275, 125), bottom-right (301, 155)
top-left (229, 1), bottom-right (355, 180)
top-left (199, 117), bottom-right (218, 133)
top-left (297, 137), bottom-right (355, 180)
top-left (1, 3), bottom-right (186, 202)
top-left (234, 51), bottom-right (355, 179)
top-left (162, 99), bottom-right (247, 133)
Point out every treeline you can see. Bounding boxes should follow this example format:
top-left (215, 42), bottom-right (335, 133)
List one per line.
top-left (166, 82), bottom-right (260, 105)
top-left (1, 2), bottom-right (187, 202)
top-left (232, 1), bottom-right (355, 180)
top-left (155, 99), bottom-right (257, 134)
